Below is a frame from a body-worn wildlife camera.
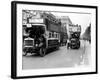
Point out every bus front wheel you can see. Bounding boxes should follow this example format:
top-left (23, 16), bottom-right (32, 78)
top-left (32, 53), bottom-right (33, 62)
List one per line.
top-left (39, 47), bottom-right (46, 57)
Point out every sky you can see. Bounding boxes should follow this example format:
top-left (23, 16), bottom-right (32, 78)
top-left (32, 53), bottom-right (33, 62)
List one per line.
top-left (51, 12), bottom-right (91, 35)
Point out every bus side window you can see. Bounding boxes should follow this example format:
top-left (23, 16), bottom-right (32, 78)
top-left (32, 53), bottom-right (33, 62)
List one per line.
top-left (52, 32), bottom-right (54, 38)
top-left (54, 32), bottom-right (57, 38)
top-left (54, 32), bottom-right (56, 38)
top-left (56, 33), bottom-right (58, 38)
top-left (55, 33), bottom-right (57, 38)
top-left (49, 32), bottom-right (52, 38)
top-left (57, 34), bottom-right (60, 38)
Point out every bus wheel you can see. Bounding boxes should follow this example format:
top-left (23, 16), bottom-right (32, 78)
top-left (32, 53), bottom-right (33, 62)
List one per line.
top-left (77, 44), bottom-right (80, 49)
top-left (39, 48), bottom-right (46, 57)
top-left (67, 43), bottom-right (69, 49)
top-left (77, 42), bottom-right (80, 49)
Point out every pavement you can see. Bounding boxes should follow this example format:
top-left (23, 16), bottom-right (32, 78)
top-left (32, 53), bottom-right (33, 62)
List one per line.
top-left (22, 40), bottom-right (91, 69)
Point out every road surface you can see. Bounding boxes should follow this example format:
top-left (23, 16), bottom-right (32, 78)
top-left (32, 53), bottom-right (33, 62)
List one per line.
top-left (22, 40), bottom-right (91, 69)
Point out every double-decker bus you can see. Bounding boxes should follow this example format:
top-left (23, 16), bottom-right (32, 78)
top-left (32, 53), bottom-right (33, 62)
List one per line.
top-left (67, 24), bottom-right (81, 49)
top-left (23, 11), bottom-right (61, 57)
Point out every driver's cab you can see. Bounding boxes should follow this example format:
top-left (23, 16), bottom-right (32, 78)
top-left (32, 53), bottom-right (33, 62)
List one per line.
top-left (23, 24), bottom-right (47, 56)
top-left (29, 24), bottom-right (46, 46)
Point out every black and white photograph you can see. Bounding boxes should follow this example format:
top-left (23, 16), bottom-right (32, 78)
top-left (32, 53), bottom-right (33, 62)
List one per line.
top-left (22, 10), bottom-right (91, 69)
top-left (11, 1), bottom-right (97, 79)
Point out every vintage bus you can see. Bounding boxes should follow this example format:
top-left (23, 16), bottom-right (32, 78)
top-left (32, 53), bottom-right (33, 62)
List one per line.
top-left (67, 24), bottom-right (81, 49)
top-left (23, 12), bottom-right (61, 57)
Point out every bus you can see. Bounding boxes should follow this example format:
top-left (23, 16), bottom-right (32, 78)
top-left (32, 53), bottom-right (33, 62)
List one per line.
top-left (23, 11), bottom-right (61, 57)
top-left (67, 24), bottom-right (81, 49)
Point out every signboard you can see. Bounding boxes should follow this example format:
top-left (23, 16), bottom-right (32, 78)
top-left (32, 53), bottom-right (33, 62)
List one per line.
top-left (69, 27), bottom-right (81, 32)
top-left (29, 18), bottom-right (44, 23)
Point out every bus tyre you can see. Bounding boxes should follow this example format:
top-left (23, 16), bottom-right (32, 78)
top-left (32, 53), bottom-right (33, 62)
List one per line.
top-left (77, 44), bottom-right (80, 49)
top-left (67, 45), bottom-right (69, 49)
top-left (67, 43), bottom-right (69, 49)
top-left (77, 42), bottom-right (80, 49)
top-left (39, 48), bottom-right (46, 57)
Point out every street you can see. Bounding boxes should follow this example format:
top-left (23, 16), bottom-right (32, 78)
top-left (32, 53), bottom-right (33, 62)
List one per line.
top-left (22, 40), bottom-right (91, 69)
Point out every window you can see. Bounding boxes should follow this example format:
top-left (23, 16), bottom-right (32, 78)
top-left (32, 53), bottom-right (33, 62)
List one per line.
top-left (55, 33), bottom-right (58, 38)
top-left (49, 32), bottom-right (52, 38)
top-left (58, 34), bottom-right (59, 38)
top-left (54, 32), bottom-right (56, 38)
top-left (52, 32), bottom-right (54, 38)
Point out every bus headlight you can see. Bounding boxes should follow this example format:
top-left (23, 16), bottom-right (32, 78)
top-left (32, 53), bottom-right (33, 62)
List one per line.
top-left (35, 44), bottom-right (38, 47)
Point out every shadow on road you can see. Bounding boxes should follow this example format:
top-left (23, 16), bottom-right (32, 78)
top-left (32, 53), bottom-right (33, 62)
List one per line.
top-left (23, 47), bottom-right (60, 57)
